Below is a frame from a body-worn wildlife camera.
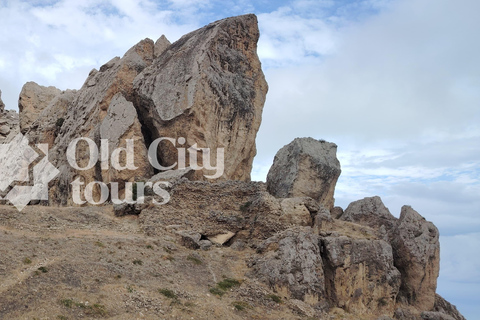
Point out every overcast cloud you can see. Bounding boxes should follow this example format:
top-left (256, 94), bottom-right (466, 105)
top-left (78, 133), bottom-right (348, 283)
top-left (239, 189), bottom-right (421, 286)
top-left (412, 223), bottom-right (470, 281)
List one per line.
top-left (0, 0), bottom-right (478, 318)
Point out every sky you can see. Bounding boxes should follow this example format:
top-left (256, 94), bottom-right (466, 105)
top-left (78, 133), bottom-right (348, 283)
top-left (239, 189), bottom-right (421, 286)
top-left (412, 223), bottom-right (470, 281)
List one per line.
top-left (0, 0), bottom-right (479, 318)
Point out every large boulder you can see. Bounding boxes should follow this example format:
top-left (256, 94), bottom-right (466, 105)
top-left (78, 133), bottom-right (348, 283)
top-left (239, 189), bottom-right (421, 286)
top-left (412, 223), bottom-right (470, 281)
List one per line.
top-left (392, 206), bottom-right (440, 311)
top-left (266, 137), bottom-right (341, 210)
top-left (320, 236), bottom-right (401, 317)
top-left (18, 82), bottom-right (62, 134)
top-left (339, 196), bottom-right (397, 239)
top-left (133, 14), bottom-right (268, 181)
top-left (249, 228), bottom-right (326, 305)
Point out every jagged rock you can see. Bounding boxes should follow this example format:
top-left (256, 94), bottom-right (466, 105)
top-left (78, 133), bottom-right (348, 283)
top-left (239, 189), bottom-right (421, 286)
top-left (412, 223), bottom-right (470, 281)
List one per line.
top-left (421, 311), bottom-right (456, 320)
top-left (0, 90), bottom-right (4, 113)
top-left (432, 294), bottom-right (466, 320)
top-left (133, 14), bottom-right (268, 181)
top-left (0, 91), bottom-right (20, 143)
top-left (340, 196), bottom-right (397, 238)
top-left (18, 82), bottom-right (62, 134)
top-left (279, 198), bottom-right (314, 227)
top-left (154, 35), bottom-right (171, 58)
top-left (320, 236), bottom-right (401, 317)
top-left (148, 167), bottom-right (194, 182)
top-left (392, 206), bottom-right (440, 311)
top-left (331, 206), bottom-right (344, 219)
top-left (208, 231), bottom-right (235, 245)
top-left (266, 138), bottom-right (341, 211)
top-left (24, 89), bottom-right (75, 146)
top-left (176, 231), bottom-right (202, 250)
top-left (250, 228), bottom-right (326, 303)
top-left (45, 38), bottom-right (156, 205)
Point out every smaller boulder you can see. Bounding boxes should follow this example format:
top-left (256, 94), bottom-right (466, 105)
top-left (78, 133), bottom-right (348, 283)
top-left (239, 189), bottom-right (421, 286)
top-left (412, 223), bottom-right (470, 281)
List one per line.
top-left (266, 138), bottom-right (341, 211)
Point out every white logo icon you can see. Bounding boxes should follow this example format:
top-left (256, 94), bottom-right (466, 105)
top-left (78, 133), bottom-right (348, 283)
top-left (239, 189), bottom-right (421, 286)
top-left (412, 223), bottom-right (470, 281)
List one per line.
top-left (0, 134), bottom-right (59, 211)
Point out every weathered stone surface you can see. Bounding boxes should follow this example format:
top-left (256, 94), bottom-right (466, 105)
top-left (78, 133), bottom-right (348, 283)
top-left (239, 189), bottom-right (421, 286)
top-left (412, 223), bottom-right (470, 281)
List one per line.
top-left (340, 196), bottom-right (397, 239)
top-left (46, 38), bottom-right (156, 205)
top-left (250, 228), bottom-right (326, 303)
top-left (18, 82), bottom-right (62, 133)
top-left (432, 294), bottom-right (466, 320)
top-left (266, 137), bottom-right (341, 211)
top-left (320, 236), bottom-right (401, 317)
top-left (133, 14), bottom-right (268, 181)
top-left (0, 91), bottom-right (20, 143)
top-left (154, 35), bottom-right (171, 58)
top-left (392, 206), bottom-right (440, 311)
top-left (208, 231), bottom-right (235, 245)
top-left (421, 311), bottom-right (456, 320)
top-left (148, 167), bottom-right (194, 182)
top-left (279, 198), bottom-right (314, 227)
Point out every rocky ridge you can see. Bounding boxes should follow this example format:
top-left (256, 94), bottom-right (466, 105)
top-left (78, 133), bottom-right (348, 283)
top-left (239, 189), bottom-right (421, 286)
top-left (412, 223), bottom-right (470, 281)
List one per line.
top-left (0, 14), bottom-right (466, 320)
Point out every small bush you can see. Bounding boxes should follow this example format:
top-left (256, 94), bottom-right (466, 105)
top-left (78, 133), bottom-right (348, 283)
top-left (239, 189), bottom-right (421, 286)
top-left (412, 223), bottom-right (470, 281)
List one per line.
top-left (187, 255), bottom-right (203, 265)
top-left (95, 241), bottom-right (105, 248)
top-left (159, 288), bottom-right (177, 299)
top-left (209, 287), bottom-right (225, 296)
top-left (378, 297), bottom-right (388, 306)
top-left (266, 294), bottom-right (282, 303)
top-left (23, 257), bottom-right (32, 264)
top-left (60, 299), bottom-right (74, 308)
top-left (56, 118), bottom-right (65, 128)
top-left (232, 301), bottom-right (250, 311)
top-left (133, 259), bottom-right (143, 265)
top-left (239, 201), bottom-right (252, 212)
top-left (217, 278), bottom-right (240, 291)
top-left (38, 266), bottom-right (48, 273)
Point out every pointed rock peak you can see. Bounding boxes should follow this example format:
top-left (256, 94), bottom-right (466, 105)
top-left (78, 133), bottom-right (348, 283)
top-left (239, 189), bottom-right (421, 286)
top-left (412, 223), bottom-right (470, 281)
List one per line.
top-left (341, 196), bottom-right (396, 221)
top-left (123, 38), bottom-right (155, 66)
top-left (154, 34), bottom-right (171, 58)
top-left (399, 205), bottom-right (426, 223)
top-left (0, 90), bottom-right (4, 113)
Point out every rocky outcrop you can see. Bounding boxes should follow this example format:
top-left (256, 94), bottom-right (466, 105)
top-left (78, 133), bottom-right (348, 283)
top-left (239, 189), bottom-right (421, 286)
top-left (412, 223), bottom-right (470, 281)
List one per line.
top-left (339, 196), bottom-right (397, 239)
top-left (321, 236), bottom-right (401, 317)
top-left (250, 228), bottom-right (326, 304)
top-left (266, 138), bottom-right (341, 211)
top-left (432, 294), bottom-right (466, 320)
top-left (0, 90), bottom-right (20, 143)
top-left (392, 206), bottom-right (440, 311)
top-left (133, 14), bottom-right (267, 181)
top-left (17, 14), bottom-right (267, 205)
top-left (18, 82), bottom-right (62, 134)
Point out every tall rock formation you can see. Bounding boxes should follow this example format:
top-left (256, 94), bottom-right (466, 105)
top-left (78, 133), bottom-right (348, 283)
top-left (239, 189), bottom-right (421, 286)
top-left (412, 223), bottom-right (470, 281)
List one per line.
top-left (18, 14), bottom-right (267, 205)
top-left (392, 206), bottom-right (440, 311)
top-left (18, 82), bottom-right (62, 134)
top-left (266, 137), bottom-right (341, 211)
top-left (133, 14), bottom-right (267, 181)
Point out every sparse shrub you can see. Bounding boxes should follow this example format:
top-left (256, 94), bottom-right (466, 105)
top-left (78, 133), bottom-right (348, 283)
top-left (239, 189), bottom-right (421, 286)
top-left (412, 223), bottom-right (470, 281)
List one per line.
top-left (209, 287), bottom-right (225, 296)
top-left (146, 245), bottom-right (153, 249)
top-left (187, 255), bottom-right (203, 265)
top-left (57, 316), bottom-right (68, 320)
top-left (60, 299), bottom-right (74, 308)
top-left (232, 301), bottom-right (250, 311)
top-left (266, 294), bottom-right (282, 303)
top-left (239, 201), bottom-right (252, 212)
top-left (217, 278), bottom-right (240, 290)
top-left (23, 257), bottom-right (32, 264)
top-left (378, 297), bottom-right (388, 306)
top-left (56, 118), bottom-right (65, 128)
top-left (133, 259), bottom-right (143, 265)
top-left (38, 266), bottom-right (48, 273)
top-left (159, 288), bottom-right (177, 299)
top-left (95, 241), bottom-right (105, 248)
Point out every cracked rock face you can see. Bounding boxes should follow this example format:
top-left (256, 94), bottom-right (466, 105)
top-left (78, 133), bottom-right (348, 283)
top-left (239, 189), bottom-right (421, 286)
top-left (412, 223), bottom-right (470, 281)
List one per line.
top-left (17, 14), bottom-right (267, 205)
top-left (266, 137), bottom-right (341, 211)
top-left (392, 205), bottom-right (440, 311)
top-left (0, 90), bottom-right (19, 143)
top-left (133, 14), bottom-right (267, 181)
